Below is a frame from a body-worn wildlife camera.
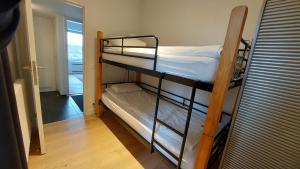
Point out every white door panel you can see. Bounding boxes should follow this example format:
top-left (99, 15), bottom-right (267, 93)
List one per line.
top-left (33, 15), bottom-right (56, 92)
top-left (14, 0), bottom-right (45, 154)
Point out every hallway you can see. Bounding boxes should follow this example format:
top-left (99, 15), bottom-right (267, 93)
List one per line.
top-left (40, 91), bottom-right (83, 124)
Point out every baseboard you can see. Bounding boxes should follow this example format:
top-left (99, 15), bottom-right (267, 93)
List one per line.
top-left (85, 106), bottom-right (94, 115)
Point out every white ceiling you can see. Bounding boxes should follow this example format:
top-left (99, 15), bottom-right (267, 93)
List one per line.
top-left (32, 0), bottom-right (83, 21)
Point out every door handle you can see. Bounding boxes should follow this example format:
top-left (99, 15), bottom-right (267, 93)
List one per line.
top-left (23, 65), bottom-right (47, 70)
top-left (23, 61), bottom-right (38, 85)
top-left (37, 66), bottom-right (47, 69)
top-left (32, 61), bottom-right (38, 85)
top-left (23, 65), bottom-right (31, 70)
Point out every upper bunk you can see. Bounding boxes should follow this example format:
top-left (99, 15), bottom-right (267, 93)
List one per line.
top-left (99, 35), bottom-right (251, 92)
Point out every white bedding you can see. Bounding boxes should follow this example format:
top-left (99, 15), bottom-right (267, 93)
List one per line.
top-left (103, 45), bottom-right (223, 82)
top-left (102, 87), bottom-right (231, 169)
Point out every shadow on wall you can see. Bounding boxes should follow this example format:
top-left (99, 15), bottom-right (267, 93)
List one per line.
top-left (140, 0), bottom-right (264, 46)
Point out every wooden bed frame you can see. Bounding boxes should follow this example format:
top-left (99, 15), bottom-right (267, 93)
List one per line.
top-left (95, 6), bottom-right (248, 169)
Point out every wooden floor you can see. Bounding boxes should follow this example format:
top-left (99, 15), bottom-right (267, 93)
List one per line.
top-left (28, 116), bottom-right (143, 169)
top-left (28, 114), bottom-right (174, 169)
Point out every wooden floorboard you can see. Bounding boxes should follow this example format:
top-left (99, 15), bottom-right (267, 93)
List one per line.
top-left (28, 110), bottom-right (220, 169)
top-left (28, 116), bottom-right (144, 169)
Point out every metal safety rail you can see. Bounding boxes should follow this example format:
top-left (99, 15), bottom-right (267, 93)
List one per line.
top-left (101, 35), bottom-right (159, 70)
top-left (101, 35), bottom-right (251, 92)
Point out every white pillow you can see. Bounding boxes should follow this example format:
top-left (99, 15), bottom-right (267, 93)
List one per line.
top-left (110, 38), bottom-right (147, 47)
top-left (110, 83), bottom-right (142, 93)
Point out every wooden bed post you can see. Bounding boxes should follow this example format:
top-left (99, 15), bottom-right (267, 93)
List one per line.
top-left (194, 6), bottom-right (248, 169)
top-left (95, 31), bottom-right (103, 116)
top-left (135, 72), bottom-right (141, 83)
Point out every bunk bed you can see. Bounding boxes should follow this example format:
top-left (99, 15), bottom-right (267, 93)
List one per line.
top-left (95, 6), bottom-right (249, 169)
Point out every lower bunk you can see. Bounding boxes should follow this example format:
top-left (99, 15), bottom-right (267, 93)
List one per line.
top-left (101, 83), bottom-right (231, 169)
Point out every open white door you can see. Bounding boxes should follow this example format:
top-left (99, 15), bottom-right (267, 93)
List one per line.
top-left (15, 0), bottom-right (45, 154)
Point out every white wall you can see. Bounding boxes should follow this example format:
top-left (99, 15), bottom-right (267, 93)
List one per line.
top-left (55, 15), bottom-right (68, 95)
top-left (77, 0), bottom-right (263, 114)
top-left (139, 0), bottom-right (264, 113)
top-left (33, 14), bottom-right (57, 92)
top-left (69, 0), bottom-right (143, 114)
top-left (140, 0), bottom-right (264, 45)
top-left (29, 0), bottom-right (263, 115)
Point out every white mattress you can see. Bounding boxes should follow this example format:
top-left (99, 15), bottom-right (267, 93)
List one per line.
top-left (103, 46), bottom-right (223, 82)
top-left (102, 87), bottom-right (231, 169)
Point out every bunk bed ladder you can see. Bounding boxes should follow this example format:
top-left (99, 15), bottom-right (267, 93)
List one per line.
top-left (150, 73), bottom-right (197, 169)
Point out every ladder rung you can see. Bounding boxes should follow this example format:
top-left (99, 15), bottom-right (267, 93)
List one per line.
top-left (159, 95), bottom-right (189, 111)
top-left (153, 139), bottom-right (179, 161)
top-left (156, 118), bottom-right (184, 137)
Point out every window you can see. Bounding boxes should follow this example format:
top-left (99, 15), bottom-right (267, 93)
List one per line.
top-left (66, 20), bottom-right (83, 63)
top-left (67, 32), bottom-right (82, 62)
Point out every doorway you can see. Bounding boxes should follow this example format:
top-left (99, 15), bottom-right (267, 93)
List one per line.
top-left (66, 19), bottom-right (84, 112)
top-left (32, 1), bottom-right (84, 124)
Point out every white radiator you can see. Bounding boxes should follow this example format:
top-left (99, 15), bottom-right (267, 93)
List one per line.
top-left (14, 79), bottom-right (31, 161)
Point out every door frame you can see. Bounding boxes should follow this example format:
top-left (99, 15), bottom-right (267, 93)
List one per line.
top-left (13, 0), bottom-right (87, 156)
top-left (23, 0), bottom-right (45, 154)
top-left (64, 0), bottom-right (86, 114)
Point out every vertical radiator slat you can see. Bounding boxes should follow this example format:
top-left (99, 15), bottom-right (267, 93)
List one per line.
top-left (221, 0), bottom-right (300, 168)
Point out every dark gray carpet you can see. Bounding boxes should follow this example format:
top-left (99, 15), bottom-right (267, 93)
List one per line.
top-left (40, 91), bottom-right (83, 124)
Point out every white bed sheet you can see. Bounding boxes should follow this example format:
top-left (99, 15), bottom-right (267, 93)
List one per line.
top-left (103, 46), bottom-right (222, 82)
top-left (102, 88), bottom-right (231, 169)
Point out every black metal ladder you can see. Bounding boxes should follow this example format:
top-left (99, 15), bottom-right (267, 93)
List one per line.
top-left (150, 73), bottom-right (197, 169)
